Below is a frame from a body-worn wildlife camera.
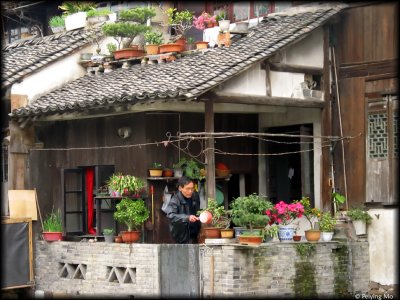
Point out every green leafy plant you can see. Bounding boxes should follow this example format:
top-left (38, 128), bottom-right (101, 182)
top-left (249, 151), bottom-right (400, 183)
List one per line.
top-left (319, 212), bottom-right (336, 232)
top-left (186, 36), bottom-right (195, 44)
top-left (296, 197), bottom-right (321, 230)
top-left (86, 8), bottom-right (112, 17)
top-left (346, 208), bottom-right (373, 224)
top-left (144, 30), bottom-right (164, 45)
top-left (101, 6), bottom-right (156, 50)
top-left (103, 228), bottom-right (115, 235)
top-left (114, 198), bottom-right (150, 231)
top-left (197, 198), bottom-right (230, 228)
top-left (106, 42), bottom-right (117, 54)
top-left (166, 8), bottom-right (194, 41)
top-left (332, 191), bottom-right (346, 214)
top-left (172, 157), bottom-right (204, 180)
top-left (264, 224), bottom-right (279, 239)
top-left (58, 1), bottom-right (97, 15)
top-left (151, 162), bottom-right (162, 169)
top-left (43, 209), bottom-right (62, 232)
top-left (296, 243), bottom-right (316, 258)
top-left (107, 173), bottom-right (146, 196)
top-left (215, 10), bottom-right (227, 21)
top-left (49, 15), bottom-right (65, 27)
top-left (231, 193), bottom-right (273, 232)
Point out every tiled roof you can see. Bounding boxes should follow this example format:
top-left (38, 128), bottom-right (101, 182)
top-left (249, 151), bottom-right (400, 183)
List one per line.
top-left (2, 26), bottom-right (103, 89)
top-left (8, 3), bottom-right (347, 120)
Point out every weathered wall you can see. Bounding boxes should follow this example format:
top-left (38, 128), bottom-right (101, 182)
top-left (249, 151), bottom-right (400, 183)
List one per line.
top-left (34, 240), bottom-right (370, 298)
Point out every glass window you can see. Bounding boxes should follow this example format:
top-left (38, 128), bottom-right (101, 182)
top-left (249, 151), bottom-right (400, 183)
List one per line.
top-left (233, 2), bottom-right (250, 21)
top-left (254, 1), bottom-right (270, 17)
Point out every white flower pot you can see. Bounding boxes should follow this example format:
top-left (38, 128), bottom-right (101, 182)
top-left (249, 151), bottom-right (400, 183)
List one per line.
top-left (65, 12), bottom-right (87, 31)
top-left (352, 220), bottom-right (367, 235)
top-left (321, 231), bottom-right (334, 241)
top-left (218, 20), bottom-right (231, 32)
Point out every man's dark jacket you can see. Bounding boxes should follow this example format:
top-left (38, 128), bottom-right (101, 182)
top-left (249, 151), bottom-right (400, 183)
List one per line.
top-left (165, 191), bottom-right (200, 243)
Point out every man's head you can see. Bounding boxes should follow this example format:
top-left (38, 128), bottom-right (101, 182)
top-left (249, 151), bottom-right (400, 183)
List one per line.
top-left (178, 176), bottom-right (195, 198)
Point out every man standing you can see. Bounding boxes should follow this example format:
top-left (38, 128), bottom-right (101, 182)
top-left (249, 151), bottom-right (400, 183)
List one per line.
top-left (165, 176), bottom-right (201, 244)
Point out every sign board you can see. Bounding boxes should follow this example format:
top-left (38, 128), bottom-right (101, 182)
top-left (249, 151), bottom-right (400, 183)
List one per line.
top-left (8, 190), bottom-right (38, 221)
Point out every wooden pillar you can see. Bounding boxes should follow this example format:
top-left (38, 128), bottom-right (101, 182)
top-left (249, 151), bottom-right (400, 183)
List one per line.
top-left (204, 99), bottom-right (215, 203)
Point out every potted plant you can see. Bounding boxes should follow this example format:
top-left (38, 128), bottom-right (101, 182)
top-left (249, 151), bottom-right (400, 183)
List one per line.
top-left (101, 6), bottom-right (156, 59)
top-left (172, 157), bottom-right (204, 180)
top-left (197, 198), bottom-right (227, 238)
top-left (144, 30), bottom-right (164, 55)
top-left (215, 10), bottom-right (230, 32)
top-left (59, 1), bottom-right (97, 31)
top-left (114, 198), bottom-right (149, 243)
top-left (193, 12), bottom-right (217, 30)
top-left (319, 212), bottom-right (336, 241)
top-left (42, 209), bottom-right (63, 241)
top-left (148, 162), bottom-right (163, 177)
top-left (263, 224), bottom-right (279, 242)
top-left (297, 197), bottom-right (322, 242)
top-left (347, 207), bottom-right (373, 235)
top-left (266, 200), bottom-right (304, 242)
top-left (332, 191), bottom-right (346, 216)
top-left (162, 167), bottom-right (174, 177)
top-left (231, 193), bottom-right (273, 245)
top-left (186, 36), bottom-right (195, 51)
top-left (48, 15), bottom-right (65, 33)
top-left (106, 173), bottom-right (146, 197)
top-left (103, 228), bottom-right (115, 243)
top-left (86, 7), bottom-right (112, 25)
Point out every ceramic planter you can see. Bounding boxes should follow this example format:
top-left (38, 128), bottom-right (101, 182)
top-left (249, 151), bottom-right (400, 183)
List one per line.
top-left (220, 229), bottom-right (234, 238)
top-left (293, 235), bottom-right (302, 242)
top-left (352, 220), bottom-right (367, 235)
top-left (149, 169), bottom-right (163, 177)
top-left (42, 232), bottom-right (63, 242)
top-left (175, 37), bottom-right (187, 51)
top-left (65, 12), bottom-right (87, 31)
top-left (278, 225), bottom-right (295, 242)
top-left (204, 227), bottom-right (221, 238)
top-left (235, 21), bottom-right (249, 32)
top-left (121, 230), bottom-right (141, 243)
top-left (114, 48), bottom-right (145, 60)
top-left (163, 169), bottom-right (174, 177)
top-left (159, 43), bottom-right (182, 54)
top-left (218, 19), bottom-right (231, 32)
top-left (103, 234), bottom-right (114, 243)
top-left (238, 235), bottom-right (262, 245)
top-left (321, 231), bottom-right (334, 241)
top-left (305, 229), bottom-right (321, 242)
top-left (195, 41), bottom-right (209, 50)
top-left (145, 44), bottom-right (159, 55)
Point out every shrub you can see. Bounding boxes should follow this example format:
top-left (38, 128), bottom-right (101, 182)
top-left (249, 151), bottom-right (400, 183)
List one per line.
top-left (43, 209), bottom-right (62, 232)
top-left (86, 8), bottom-right (112, 17)
top-left (347, 208), bottom-right (373, 224)
top-left (49, 15), bottom-right (65, 27)
top-left (144, 30), bottom-right (164, 45)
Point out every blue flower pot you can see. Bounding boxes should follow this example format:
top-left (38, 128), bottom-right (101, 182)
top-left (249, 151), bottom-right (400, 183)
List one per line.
top-left (278, 225), bottom-right (295, 242)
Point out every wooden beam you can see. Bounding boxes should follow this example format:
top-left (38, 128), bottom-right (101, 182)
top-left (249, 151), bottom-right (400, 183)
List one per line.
top-left (204, 100), bottom-right (215, 203)
top-left (339, 59), bottom-right (398, 78)
top-left (207, 91), bottom-right (325, 108)
top-left (269, 62), bottom-right (323, 75)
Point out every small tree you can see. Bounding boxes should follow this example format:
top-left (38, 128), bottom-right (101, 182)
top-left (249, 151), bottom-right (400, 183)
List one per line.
top-left (114, 198), bottom-right (149, 231)
top-left (166, 8), bottom-right (194, 42)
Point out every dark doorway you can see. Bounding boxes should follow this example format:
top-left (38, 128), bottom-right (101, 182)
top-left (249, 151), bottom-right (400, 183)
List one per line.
top-left (265, 124), bottom-right (314, 204)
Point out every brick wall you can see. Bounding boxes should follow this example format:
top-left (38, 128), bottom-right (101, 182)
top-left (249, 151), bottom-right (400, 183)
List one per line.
top-left (34, 240), bottom-right (370, 298)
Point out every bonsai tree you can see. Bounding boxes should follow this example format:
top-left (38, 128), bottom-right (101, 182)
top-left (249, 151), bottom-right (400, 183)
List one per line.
top-left (197, 198), bottom-right (229, 228)
top-left (101, 6), bottom-right (156, 50)
top-left (166, 8), bottom-right (194, 42)
top-left (114, 198), bottom-right (149, 231)
top-left (230, 193), bottom-right (273, 234)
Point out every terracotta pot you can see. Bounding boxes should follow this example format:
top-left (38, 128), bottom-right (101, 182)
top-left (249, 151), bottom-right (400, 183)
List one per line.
top-left (159, 43), bottom-right (182, 54)
top-left (163, 169), bottom-right (174, 177)
top-left (145, 44), bottom-right (159, 55)
top-left (199, 211), bottom-right (212, 224)
top-left (238, 235), bottom-right (263, 245)
top-left (220, 229), bottom-right (234, 238)
top-left (149, 169), bottom-right (163, 177)
top-left (175, 37), bottom-right (186, 51)
top-left (114, 235), bottom-right (123, 243)
top-left (121, 230), bottom-right (141, 243)
top-left (195, 41), bottom-right (209, 50)
top-left (293, 235), bottom-right (302, 242)
top-left (305, 230), bottom-right (321, 242)
top-left (204, 227), bottom-right (221, 238)
top-left (42, 232), bottom-right (63, 242)
top-left (114, 48), bottom-right (145, 60)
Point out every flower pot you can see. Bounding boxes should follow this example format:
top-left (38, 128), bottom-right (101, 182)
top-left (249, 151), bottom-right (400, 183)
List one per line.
top-left (238, 235), bottom-right (263, 245)
top-left (149, 169), bottom-right (163, 177)
top-left (195, 41), bottom-right (209, 50)
top-left (321, 231), bottom-right (334, 242)
top-left (114, 235), bottom-right (123, 243)
top-left (103, 234), bottom-right (114, 243)
top-left (278, 225), bottom-right (295, 242)
top-left (121, 230), bottom-right (141, 243)
top-left (293, 235), bottom-right (302, 242)
top-left (352, 220), bottom-right (367, 235)
top-left (220, 229), bottom-right (234, 238)
top-left (233, 226), bottom-right (246, 240)
top-left (264, 235), bottom-right (273, 242)
top-left (218, 20), bottom-right (231, 32)
top-left (42, 232), bottom-right (63, 242)
top-left (163, 169), bottom-right (174, 177)
top-left (65, 12), bottom-right (87, 31)
top-left (305, 229), bottom-right (321, 242)
top-left (114, 48), bottom-right (145, 60)
top-left (204, 227), bottom-right (221, 238)
top-left (235, 21), bottom-right (249, 32)
top-left (173, 168), bottom-right (183, 177)
top-left (159, 43), bottom-right (182, 54)
top-left (175, 37), bottom-right (187, 51)
top-left (145, 44), bottom-right (159, 55)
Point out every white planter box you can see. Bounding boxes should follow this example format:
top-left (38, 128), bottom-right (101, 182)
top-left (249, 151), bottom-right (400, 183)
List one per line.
top-left (352, 220), bottom-right (367, 235)
top-left (65, 12), bottom-right (87, 31)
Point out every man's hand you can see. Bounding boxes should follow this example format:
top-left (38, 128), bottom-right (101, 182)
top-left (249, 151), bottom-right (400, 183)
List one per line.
top-left (189, 215), bottom-right (199, 222)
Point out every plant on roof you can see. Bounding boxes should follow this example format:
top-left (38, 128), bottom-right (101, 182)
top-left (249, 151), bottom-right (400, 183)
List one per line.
top-left (166, 8), bottom-right (194, 41)
top-left (193, 12), bottom-right (217, 30)
top-left (144, 30), bottom-right (164, 45)
top-left (59, 1), bottom-right (97, 15)
top-left (101, 6), bottom-right (156, 50)
top-left (86, 8), bottom-right (112, 18)
top-left (49, 15), bottom-right (65, 28)
top-left (215, 10), bottom-right (228, 21)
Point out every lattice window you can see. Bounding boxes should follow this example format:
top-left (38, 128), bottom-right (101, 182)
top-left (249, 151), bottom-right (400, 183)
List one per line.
top-left (368, 112), bottom-right (388, 158)
top-left (58, 263), bottom-right (87, 279)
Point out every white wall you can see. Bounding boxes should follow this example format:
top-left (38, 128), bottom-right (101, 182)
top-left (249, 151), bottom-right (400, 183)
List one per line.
top-left (11, 38), bottom-right (112, 103)
top-left (368, 208), bottom-right (398, 285)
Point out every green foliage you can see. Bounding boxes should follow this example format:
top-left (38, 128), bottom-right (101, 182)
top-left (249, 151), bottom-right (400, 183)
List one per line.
top-left (103, 228), bottom-right (114, 235)
top-left (49, 15), bottom-right (65, 27)
top-left (86, 8), bottom-right (112, 17)
top-left (43, 209), bottom-right (62, 232)
top-left (215, 10), bottom-right (227, 21)
top-left (172, 157), bottom-right (203, 180)
top-left (332, 192), bottom-right (346, 205)
top-left (230, 193), bottom-right (273, 231)
top-left (166, 8), bottom-right (194, 39)
top-left (197, 198), bottom-right (229, 227)
top-left (59, 1), bottom-right (97, 15)
top-left (152, 162), bottom-right (162, 169)
top-left (186, 36), bottom-right (195, 44)
top-left (295, 243), bottom-right (316, 258)
top-left (114, 198), bottom-right (149, 231)
top-left (144, 30), bottom-right (164, 45)
top-left (119, 7), bottom-right (156, 23)
top-left (347, 207), bottom-right (373, 223)
top-left (264, 225), bottom-right (279, 239)
top-left (107, 173), bottom-right (146, 195)
top-left (106, 42), bottom-right (117, 54)
top-left (319, 211), bottom-right (336, 232)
